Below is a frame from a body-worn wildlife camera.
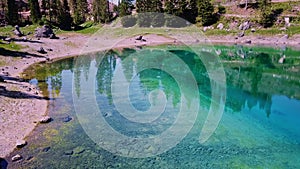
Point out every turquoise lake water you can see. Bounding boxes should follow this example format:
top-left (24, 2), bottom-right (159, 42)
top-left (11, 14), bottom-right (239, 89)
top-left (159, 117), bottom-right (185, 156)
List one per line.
top-left (8, 45), bottom-right (300, 168)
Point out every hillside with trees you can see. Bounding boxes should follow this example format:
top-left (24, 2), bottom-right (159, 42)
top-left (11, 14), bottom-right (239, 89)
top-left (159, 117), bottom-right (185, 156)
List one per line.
top-left (0, 0), bottom-right (299, 33)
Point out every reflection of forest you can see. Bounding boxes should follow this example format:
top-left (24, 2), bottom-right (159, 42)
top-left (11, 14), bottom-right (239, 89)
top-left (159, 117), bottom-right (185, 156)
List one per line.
top-left (225, 51), bottom-right (300, 117)
top-left (22, 58), bottom-right (74, 98)
top-left (94, 48), bottom-right (210, 108)
top-left (22, 46), bottom-right (300, 119)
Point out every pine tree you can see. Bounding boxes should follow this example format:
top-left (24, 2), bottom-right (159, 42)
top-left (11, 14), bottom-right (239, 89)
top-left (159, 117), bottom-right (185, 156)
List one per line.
top-left (136, 0), bottom-right (162, 13)
top-left (7, 0), bottom-right (18, 25)
top-left (118, 0), bottom-right (132, 17)
top-left (71, 0), bottom-right (88, 25)
top-left (29, 0), bottom-right (42, 24)
top-left (183, 0), bottom-right (198, 23)
top-left (197, 0), bottom-right (214, 26)
top-left (164, 0), bottom-right (187, 16)
top-left (136, 0), bottom-right (163, 27)
top-left (93, 0), bottom-right (110, 23)
top-left (57, 0), bottom-right (73, 30)
top-left (164, 0), bottom-right (188, 27)
top-left (49, 0), bottom-right (59, 22)
top-left (258, 0), bottom-right (273, 27)
top-left (41, 0), bottom-right (50, 17)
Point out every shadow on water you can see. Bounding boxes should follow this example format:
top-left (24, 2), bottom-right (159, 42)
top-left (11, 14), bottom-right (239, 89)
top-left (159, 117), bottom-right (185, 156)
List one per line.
top-left (0, 158), bottom-right (8, 169)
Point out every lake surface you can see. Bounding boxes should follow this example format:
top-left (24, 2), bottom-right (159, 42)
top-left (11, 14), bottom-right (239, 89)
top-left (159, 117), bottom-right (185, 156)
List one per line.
top-left (9, 45), bottom-right (300, 168)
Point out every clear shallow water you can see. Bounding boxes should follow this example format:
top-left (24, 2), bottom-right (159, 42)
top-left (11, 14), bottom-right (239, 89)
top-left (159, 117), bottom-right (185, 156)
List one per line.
top-left (8, 45), bottom-right (300, 168)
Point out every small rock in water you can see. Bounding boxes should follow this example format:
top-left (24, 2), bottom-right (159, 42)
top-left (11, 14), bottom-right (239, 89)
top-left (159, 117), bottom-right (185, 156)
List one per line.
top-left (39, 116), bottom-right (52, 123)
top-left (64, 150), bottom-right (74, 155)
top-left (16, 140), bottom-right (27, 148)
top-left (278, 55), bottom-right (286, 64)
top-left (73, 146), bottom-right (85, 154)
top-left (62, 115), bottom-right (72, 123)
top-left (104, 112), bottom-right (112, 117)
top-left (11, 154), bottom-right (22, 162)
top-left (42, 146), bottom-right (51, 152)
top-left (26, 156), bottom-right (33, 161)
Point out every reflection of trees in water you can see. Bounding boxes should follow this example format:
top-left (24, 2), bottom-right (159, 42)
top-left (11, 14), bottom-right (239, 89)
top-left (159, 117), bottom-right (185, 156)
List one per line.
top-left (94, 48), bottom-right (211, 108)
top-left (226, 52), bottom-right (276, 117)
top-left (23, 58), bottom-right (74, 98)
top-left (73, 54), bottom-right (95, 97)
top-left (48, 74), bottom-right (62, 98)
top-left (96, 51), bottom-right (117, 105)
top-left (167, 49), bottom-right (211, 106)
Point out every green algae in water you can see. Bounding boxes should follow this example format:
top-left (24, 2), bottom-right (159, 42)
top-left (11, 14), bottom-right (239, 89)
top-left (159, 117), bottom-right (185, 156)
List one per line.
top-left (11, 45), bottom-right (300, 168)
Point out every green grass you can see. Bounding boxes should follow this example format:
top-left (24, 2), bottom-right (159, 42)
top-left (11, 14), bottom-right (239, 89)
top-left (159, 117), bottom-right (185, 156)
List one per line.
top-left (287, 25), bottom-right (300, 36)
top-left (253, 27), bottom-right (284, 36)
top-left (251, 25), bottom-right (300, 36)
top-left (204, 29), bottom-right (238, 36)
top-left (0, 40), bottom-right (24, 51)
top-left (74, 25), bottom-right (101, 34)
top-left (56, 22), bottom-right (102, 35)
top-left (0, 25), bottom-right (39, 37)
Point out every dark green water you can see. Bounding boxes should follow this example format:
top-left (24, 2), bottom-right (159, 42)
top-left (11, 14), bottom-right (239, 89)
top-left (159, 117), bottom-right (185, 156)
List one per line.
top-left (8, 45), bottom-right (300, 168)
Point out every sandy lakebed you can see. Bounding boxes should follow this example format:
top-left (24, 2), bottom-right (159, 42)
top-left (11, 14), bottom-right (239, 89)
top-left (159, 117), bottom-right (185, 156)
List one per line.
top-left (1, 31), bottom-right (300, 160)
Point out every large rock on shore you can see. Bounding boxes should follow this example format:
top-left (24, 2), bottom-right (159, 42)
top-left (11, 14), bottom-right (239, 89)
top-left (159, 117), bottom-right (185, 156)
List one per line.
top-left (13, 25), bottom-right (23, 37)
top-left (239, 21), bottom-right (251, 31)
top-left (217, 23), bottom-right (224, 30)
top-left (34, 25), bottom-right (57, 39)
top-left (39, 116), bottom-right (52, 123)
top-left (16, 140), bottom-right (27, 148)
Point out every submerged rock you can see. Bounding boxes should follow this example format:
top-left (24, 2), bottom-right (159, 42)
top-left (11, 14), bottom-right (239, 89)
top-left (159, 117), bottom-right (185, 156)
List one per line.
top-left (62, 115), bottom-right (72, 123)
top-left (73, 146), bottom-right (85, 154)
top-left (64, 150), bottom-right (74, 155)
top-left (278, 55), bottom-right (286, 64)
top-left (11, 154), bottom-right (22, 162)
top-left (42, 146), bottom-right (51, 152)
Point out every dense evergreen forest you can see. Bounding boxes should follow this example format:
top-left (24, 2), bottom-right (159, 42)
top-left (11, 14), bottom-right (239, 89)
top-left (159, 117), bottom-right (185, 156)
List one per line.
top-left (0, 0), bottom-right (293, 29)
